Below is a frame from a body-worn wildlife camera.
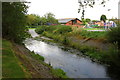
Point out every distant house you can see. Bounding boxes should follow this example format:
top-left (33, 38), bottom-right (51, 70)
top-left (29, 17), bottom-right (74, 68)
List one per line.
top-left (58, 18), bottom-right (83, 27)
top-left (92, 21), bottom-right (104, 26)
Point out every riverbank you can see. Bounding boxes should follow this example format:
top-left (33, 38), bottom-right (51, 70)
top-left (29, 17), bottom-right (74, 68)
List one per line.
top-left (26, 28), bottom-right (120, 79)
top-left (2, 39), bottom-right (67, 78)
top-left (35, 25), bottom-right (120, 69)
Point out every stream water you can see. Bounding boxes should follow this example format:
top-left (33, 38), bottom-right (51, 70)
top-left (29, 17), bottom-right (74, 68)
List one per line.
top-left (24, 29), bottom-right (112, 79)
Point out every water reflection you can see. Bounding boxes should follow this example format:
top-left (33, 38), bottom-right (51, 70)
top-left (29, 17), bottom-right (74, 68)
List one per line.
top-left (24, 38), bottom-right (110, 78)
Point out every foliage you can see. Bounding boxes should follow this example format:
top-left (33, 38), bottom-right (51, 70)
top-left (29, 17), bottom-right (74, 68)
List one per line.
top-left (100, 14), bottom-right (107, 22)
top-left (81, 19), bottom-right (87, 25)
top-left (53, 25), bottom-right (72, 34)
top-left (107, 27), bottom-right (120, 49)
top-left (78, 0), bottom-right (108, 19)
top-left (27, 12), bottom-right (58, 27)
top-left (44, 12), bottom-right (58, 24)
top-left (51, 68), bottom-right (68, 78)
top-left (35, 26), bottom-right (48, 34)
top-left (30, 51), bottom-right (44, 61)
top-left (26, 14), bottom-right (41, 26)
top-left (80, 30), bottom-right (106, 39)
top-left (36, 25), bottom-right (72, 34)
top-left (71, 28), bottom-right (106, 39)
top-left (83, 28), bottom-right (105, 31)
top-left (39, 17), bottom-right (48, 25)
top-left (2, 2), bottom-right (29, 43)
top-left (85, 18), bottom-right (91, 23)
top-left (35, 25), bottom-right (120, 69)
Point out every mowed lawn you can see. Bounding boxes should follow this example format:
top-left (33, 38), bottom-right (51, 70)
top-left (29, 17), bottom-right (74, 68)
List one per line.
top-left (2, 39), bottom-right (26, 78)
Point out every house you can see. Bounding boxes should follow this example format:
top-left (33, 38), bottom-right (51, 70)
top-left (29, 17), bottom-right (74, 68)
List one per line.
top-left (92, 21), bottom-right (104, 26)
top-left (58, 18), bottom-right (83, 27)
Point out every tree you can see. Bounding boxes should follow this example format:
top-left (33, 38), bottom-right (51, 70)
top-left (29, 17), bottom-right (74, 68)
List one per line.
top-left (44, 12), bottom-right (58, 24)
top-left (2, 2), bottom-right (29, 43)
top-left (26, 14), bottom-right (41, 26)
top-left (85, 18), bottom-right (91, 23)
top-left (100, 14), bottom-right (107, 22)
top-left (39, 17), bottom-right (47, 25)
top-left (78, 0), bottom-right (110, 19)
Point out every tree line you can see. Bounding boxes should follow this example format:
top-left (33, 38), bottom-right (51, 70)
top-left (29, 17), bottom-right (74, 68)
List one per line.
top-left (2, 2), bottom-right (29, 43)
top-left (26, 13), bottom-right (58, 27)
top-left (2, 2), bottom-right (58, 43)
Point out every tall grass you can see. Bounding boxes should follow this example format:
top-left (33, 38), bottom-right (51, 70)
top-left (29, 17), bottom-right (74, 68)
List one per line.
top-left (35, 25), bottom-right (120, 67)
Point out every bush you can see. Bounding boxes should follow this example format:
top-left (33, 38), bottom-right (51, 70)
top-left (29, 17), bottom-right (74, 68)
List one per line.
top-left (35, 26), bottom-right (48, 34)
top-left (36, 25), bottom-right (72, 34)
top-left (54, 25), bottom-right (72, 34)
top-left (2, 2), bottom-right (29, 44)
top-left (107, 27), bottom-right (120, 49)
top-left (51, 68), bottom-right (67, 78)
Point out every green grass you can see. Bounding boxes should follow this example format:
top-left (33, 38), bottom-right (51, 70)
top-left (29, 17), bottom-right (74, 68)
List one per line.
top-left (79, 30), bottom-right (107, 39)
top-left (30, 51), bottom-right (44, 61)
top-left (2, 39), bottom-right (27, 78)
top-left (28, 28), bottom-right (36, 29)
top-left (71, 27), bottom-right (107, 40)
top-left (51, 68), bottom-right (68, 78)
top-left (35, 25), bottom-right (120, 80)
top-left (83, 28), bottom-right (105, 31)
top-left (1, 39), bottom-right (69, 78)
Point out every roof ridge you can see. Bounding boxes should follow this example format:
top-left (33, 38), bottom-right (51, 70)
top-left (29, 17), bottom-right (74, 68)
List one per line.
top-left (58, 18), bottom-right (77, 20)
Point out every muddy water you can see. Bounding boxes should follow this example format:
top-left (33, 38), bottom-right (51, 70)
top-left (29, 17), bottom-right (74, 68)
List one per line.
top-left (24, 29), bottom-right (111, 78)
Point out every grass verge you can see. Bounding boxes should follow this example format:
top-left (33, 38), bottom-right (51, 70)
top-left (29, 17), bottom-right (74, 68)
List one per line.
top-left (2, 39), bottom-right (30, 78)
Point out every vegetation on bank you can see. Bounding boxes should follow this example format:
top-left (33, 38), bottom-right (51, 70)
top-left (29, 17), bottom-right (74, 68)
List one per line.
top-left (83, 28), bottom-right (105, 30)
top-left (2, 39), bottom-right (31, 78)
top-left (2, 39), bottom-right (68, 78)
top-left (30, 51), bottom-right (44, 61)
top-left (26, 13), bottom-right (59, 27)
top-left (72, 27), bottom-right (106, 39)
top-left (2, 2), bottom-right (30, 44)
top-left (2, 2), bottom-right (67, 79)
top-left (35, 25), bottom-right (120, 69)
top-left (29, 51), bottom-right (68, 78)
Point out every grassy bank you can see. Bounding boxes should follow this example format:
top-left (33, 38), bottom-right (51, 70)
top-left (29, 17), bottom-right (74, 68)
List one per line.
top-left (71, 27), bottom-right (107, 40)
top-left (2, 39), bottom-right (68, 78)
top-left (2, 39), bottom-right (30, 78)
top-left (35, 25), bottom-right (120, 67)
top-left (30, 51), bottom-right (68, 78)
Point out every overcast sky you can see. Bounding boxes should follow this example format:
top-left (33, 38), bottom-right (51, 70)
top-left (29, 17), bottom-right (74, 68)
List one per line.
top-left (27, 0), bottom-right (119, 20)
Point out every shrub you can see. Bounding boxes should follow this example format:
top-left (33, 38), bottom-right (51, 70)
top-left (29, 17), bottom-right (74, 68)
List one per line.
top-left (30, 51), bottom-right (44, 61)
top-left (35, 26), bottom-right (48, 34)
top-left (51, 68), bottom-right (67, 78)
top-left (36, 25), bottom-right (72, 35)
top-left (62, 36), bottom-right (70, 45)
top-left (54, 25), bottom-right (72, 34)
top-left (107, 27), bottom-right (120, 49)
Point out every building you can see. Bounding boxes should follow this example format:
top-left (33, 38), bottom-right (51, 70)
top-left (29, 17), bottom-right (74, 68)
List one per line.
top-left (92, 21), bottom-right (104, 26)
top-left (58, 18), bottom-right (83, 27)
